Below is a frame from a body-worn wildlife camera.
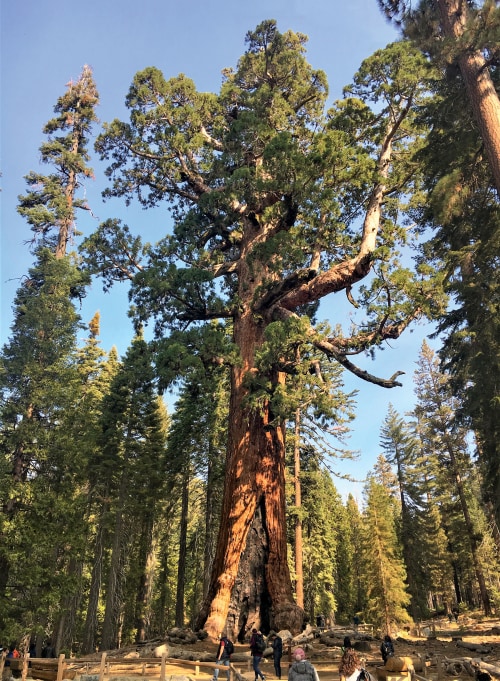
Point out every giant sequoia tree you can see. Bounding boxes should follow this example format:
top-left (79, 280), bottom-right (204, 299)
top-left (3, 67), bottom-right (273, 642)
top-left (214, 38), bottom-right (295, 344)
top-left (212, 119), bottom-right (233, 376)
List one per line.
top-left (84, 23), bottom-right (443, 637)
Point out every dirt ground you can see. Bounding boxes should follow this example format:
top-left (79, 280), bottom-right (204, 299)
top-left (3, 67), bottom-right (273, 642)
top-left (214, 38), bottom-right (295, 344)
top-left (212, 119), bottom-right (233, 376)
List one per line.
top-left (67, 616), bottom-right (500, 681)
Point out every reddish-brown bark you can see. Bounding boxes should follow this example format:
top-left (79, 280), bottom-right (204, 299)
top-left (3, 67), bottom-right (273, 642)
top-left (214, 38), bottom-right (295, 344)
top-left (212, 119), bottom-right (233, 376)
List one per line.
top-left (196, 223), bottom-right (304, 639)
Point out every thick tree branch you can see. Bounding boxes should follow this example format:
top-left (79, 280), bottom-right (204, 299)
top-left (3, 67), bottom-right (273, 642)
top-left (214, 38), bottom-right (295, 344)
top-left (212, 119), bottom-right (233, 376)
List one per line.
top-left (278, 115), bottom-right (406, 311)
top-left (254, 267), bottom-right (318, 313)
top-left (271, 306), bottom-right (406, 388)
top-left (200, 125), bottom-right (224, 151)
top-left (330, 309), bottom-right (421, 354)
top-left (319, 343), bottom-right (405, 388)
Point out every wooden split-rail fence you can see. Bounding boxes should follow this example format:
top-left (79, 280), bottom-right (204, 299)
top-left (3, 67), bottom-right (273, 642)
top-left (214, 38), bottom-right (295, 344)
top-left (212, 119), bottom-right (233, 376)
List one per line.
top-left (1, 651), bottom-right (256, 681)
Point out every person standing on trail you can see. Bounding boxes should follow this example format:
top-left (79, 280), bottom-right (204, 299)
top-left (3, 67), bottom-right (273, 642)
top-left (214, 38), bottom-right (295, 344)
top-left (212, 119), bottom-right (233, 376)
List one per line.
top-left (269, 632), bottom-right (283, 680)
top-left (212, 633), bottom-right (234, 681)
top-left (288, 647), bottom-right (320, 681)
top-left (250, 629), bottom-right (266, 681)
top-left (380, 636), bottom-right (394, 664)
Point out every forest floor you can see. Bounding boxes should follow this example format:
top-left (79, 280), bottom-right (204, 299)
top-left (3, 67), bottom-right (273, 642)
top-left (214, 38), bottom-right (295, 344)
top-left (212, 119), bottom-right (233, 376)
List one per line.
top-left (53, 615), bottom-right (500, 681)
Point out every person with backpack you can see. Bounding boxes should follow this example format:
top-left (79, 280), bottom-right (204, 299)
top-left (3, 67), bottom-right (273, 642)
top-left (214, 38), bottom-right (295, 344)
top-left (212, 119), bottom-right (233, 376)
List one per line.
top-left (288, 647), bottom-right (320, 681)
top-left (380, 636), bottom-right (395, 664)
top-left (212, 633), bottom-right (234, 681)
top-left (249, 629), bottom-right (266, 681)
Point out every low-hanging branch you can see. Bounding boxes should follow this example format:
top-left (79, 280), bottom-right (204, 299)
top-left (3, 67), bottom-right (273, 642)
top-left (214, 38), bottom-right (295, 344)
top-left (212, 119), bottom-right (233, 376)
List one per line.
top-left (272, 306), bottom-right (405, 388)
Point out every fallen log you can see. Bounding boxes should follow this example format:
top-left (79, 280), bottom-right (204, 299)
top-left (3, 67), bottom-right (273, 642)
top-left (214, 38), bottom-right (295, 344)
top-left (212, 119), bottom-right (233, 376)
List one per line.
top-left (471, 660), bottom-right (500, 679)
top-left (442, 656), bottom-right (475, 675)
top-left (444, 660), bottom-right (472, 676)
top-left (153, 643), bottom-right (214, 661)
top-left (31, 668), bottom-right (76, 681)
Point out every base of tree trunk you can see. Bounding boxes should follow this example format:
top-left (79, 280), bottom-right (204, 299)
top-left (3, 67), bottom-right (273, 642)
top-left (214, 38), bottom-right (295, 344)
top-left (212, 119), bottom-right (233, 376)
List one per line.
top-left (226, 504), bottom-right (271, 640)
top-left (224, 502), bottom-right (304, 640)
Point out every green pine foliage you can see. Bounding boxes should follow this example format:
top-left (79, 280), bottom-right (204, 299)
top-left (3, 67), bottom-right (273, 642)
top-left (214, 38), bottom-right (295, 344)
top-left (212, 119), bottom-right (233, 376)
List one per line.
top-left (335, 494), bottom-right (363, 624)
top-left (379, 405), bottom-right (430, 619)
top-left (2, 18), bottom-right (499, 648)
top-left (90, 335), bottom-right (168, 650)
top-left (17, 65), bottom-right (99, 256)
top-left (0, 251), bottom-right (85, 640)
top-left (361, 477), bottom-right (411, 633)
top-left (413, 341), bottom-right (494, 614)
top-left (290, 447), bottom-right (342, 622)
top-left (403, 0), bottom-right (500, 528)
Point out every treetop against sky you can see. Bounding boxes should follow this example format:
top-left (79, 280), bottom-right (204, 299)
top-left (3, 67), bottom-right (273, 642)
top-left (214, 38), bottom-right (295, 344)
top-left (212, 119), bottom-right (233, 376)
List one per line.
top-left (0, 0), bottom-right (437, 498)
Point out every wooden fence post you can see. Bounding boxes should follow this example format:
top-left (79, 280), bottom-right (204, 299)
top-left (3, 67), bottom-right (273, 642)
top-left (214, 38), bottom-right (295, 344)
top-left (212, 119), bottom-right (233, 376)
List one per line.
top-left (99, 652), bottom-right (107, 681)
top-left (416, 655), bottom-right (426, 678)
top-left (160, 653), bottom-right (166, 681)
top-left (435, 655), bottom-right (442, 681)
top-left (56, 654), bottom-right (66, 681)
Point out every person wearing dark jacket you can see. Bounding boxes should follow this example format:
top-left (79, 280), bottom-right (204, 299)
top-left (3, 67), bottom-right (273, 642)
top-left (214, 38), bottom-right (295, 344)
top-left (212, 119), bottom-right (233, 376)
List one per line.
top-left (380, 636), bottom-right (394, 664)
top-left (212, 634), bottom-right (233, 681)
top-left (269, 632), bottom-right (283, 679)
top-left (249, 630), bottom-right (266, 681)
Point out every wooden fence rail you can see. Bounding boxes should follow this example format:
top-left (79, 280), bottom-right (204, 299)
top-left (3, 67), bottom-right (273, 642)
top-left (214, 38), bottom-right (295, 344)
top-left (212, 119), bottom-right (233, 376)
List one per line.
top-left (1, 650), bottom-right (382, 681)
top-left (1, 653), bottom-right (254, 681)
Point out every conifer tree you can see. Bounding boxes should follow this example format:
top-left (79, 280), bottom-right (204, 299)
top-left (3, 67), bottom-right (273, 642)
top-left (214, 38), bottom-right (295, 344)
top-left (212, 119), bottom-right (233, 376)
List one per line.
top-left (51, 316), bottom-right (121, 653)
top-left (159, 360), bottom-right (227, 628)
top-left (342, 495), bottom-right (364, 622)
top-left (379, 405), bottom-right (428, 618)
top-left (0, 65), bottom-right (98, 643)
top-left (413, 341), bottom-right (493, 614)
top-left (0, 251), bottom-right (87, 639)
top-left (361, 477), bottom-right (411, 633)
top-left (377, 0), bottom-right (500, 193)
top-left (84, 26), bottom-right (442, 635)
top-left (286, 445), bottom-right (342, 623)
top-left (87, 335), bottom-right (167, 650)
top-left (378, 0), bottom-right (500, 528)
top-left (17, 65), bottom-right (99, 257)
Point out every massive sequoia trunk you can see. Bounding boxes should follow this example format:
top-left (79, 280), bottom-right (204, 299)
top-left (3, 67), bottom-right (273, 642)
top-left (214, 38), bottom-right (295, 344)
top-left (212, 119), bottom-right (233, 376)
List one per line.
top-left (196, 247), bottom-right (304, 639)
top-left (226, 504), bottom-right (272, 641)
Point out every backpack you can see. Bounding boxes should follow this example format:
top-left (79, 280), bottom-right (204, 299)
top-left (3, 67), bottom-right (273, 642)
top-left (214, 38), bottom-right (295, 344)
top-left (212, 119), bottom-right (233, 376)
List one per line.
top-left (255, 634), bottom-right (266, 654)
top-left (224, 638), bottom-right (234, 656)
top-left (357, 669), bottom-right (377, 681)
top-left (382, 641), bottom-right (394, 658)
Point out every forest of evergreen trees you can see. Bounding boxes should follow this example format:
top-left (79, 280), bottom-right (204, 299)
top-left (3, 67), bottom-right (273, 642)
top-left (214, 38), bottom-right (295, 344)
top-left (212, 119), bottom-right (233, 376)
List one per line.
top-left (1, 0), bottom-right (499, 656)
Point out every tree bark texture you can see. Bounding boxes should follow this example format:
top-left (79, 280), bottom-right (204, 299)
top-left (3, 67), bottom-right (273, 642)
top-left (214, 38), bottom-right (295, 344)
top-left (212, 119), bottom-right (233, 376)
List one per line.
top-left (101, 460), bottom-right (129, 650)
top-left (196, 249), bottom-right (304, 638)
top-left (134, 515), bottom-right (155, 643)
top-left (82, 518), bottom-right (106, 654)
top-left (225, 503), bottom-right (271, 641)
top-left (175, 467), bottom-right (190, 627)
top-left (293, 408), bottom-right (304, 610)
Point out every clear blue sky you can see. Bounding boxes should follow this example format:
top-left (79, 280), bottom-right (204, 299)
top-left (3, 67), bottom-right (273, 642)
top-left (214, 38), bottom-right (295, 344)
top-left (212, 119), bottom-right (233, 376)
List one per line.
top-left (0, 0), bottom-right (437, 499)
